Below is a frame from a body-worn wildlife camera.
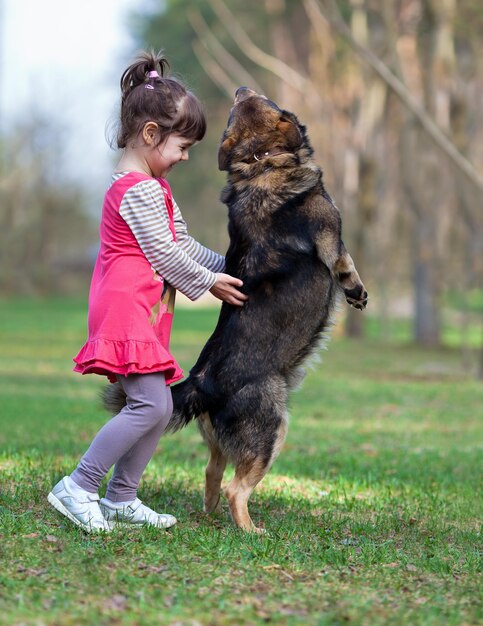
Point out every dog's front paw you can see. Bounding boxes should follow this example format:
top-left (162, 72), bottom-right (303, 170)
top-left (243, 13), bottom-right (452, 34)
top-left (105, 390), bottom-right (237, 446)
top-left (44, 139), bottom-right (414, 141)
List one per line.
top-left (345, 284), bottom-right (368, 310)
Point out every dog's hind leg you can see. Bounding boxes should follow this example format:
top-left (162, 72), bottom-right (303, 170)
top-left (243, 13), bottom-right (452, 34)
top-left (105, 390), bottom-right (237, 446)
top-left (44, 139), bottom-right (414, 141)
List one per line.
top-left (198, 413), bottom-right (227, 514)
top-left (225, 418), bottom-right (288, 533)
top-left (225, 459), bottom-right (268, 533)
top-left (204, 445), bottom-right (227, 514)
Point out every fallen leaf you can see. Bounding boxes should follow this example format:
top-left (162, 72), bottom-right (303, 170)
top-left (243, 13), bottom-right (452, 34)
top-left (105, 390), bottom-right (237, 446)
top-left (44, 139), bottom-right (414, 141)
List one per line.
top-left (104, 594), bottom-right (127, 611)
top-left (17, 567), bottom-right (46, 577)
top-left (279, 606), bottom-right (309, 616)
top-left (151, 565), bottom-right (168, 574)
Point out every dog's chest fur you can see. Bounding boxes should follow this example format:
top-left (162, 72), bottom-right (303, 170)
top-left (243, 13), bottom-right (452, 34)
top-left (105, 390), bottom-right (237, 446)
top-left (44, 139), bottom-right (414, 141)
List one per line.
top-left (222, 166), bottom-right (323, 279)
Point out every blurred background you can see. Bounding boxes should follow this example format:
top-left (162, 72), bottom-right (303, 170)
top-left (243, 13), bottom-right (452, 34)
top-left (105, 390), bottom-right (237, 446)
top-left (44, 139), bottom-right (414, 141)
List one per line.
top-left (0, 0), bottom-right (482, 373)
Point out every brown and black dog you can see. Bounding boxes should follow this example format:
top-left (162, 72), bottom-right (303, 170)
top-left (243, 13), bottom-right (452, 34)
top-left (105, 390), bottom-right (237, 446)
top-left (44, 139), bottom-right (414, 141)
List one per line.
top-left (105, 87), bottom-right (367, 532)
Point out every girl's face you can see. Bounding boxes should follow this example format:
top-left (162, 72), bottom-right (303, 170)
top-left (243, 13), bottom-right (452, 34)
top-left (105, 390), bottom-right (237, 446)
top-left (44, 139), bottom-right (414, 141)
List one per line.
top-left (147, 132), bottom-right (193, 178)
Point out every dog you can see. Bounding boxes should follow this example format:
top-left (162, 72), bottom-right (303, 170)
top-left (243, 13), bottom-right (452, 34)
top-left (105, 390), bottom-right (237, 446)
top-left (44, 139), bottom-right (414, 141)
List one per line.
top-left (105, 87), bottom-right (367, 532)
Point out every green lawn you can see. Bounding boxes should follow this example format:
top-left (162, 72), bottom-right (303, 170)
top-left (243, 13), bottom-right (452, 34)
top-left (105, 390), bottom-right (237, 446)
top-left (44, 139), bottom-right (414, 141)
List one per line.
top-left (0, 297), bottom-right (481, 625)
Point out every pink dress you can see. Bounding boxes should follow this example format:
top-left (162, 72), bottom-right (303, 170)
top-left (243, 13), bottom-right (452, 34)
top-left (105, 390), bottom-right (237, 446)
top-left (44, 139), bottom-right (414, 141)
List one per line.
top-left (74, 172), bottom-right (184, 385)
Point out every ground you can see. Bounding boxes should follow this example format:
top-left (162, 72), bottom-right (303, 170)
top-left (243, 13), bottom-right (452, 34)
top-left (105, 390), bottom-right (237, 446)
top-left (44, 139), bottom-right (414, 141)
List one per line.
top-left (0, 298), bottom-right (481, 625)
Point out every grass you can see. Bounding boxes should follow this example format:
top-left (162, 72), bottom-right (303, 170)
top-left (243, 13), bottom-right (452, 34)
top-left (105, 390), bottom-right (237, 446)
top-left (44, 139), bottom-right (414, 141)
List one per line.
top-left (0, 297), bottom-right (481, 625)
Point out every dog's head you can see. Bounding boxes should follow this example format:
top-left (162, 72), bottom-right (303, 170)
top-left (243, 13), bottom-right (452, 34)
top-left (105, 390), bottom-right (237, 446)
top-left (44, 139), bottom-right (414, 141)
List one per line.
top-left (218, 87), bottom-right (312, 174)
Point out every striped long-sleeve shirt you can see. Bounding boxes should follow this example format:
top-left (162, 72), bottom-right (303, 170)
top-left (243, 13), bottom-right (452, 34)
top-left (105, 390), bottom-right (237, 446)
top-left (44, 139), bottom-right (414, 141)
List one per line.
top-left (117, 175), bottom-right (225, 301)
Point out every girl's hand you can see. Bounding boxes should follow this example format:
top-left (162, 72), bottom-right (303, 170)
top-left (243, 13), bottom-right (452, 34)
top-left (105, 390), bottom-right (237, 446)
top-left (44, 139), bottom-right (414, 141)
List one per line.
top-left (210, 273), bottom-right (248, 306)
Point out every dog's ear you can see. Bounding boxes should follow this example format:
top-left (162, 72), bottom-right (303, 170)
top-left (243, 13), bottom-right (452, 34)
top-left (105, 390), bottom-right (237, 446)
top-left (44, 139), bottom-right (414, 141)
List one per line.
top-left (277, 116), bottom-right (302, 150)
top-left (218, 136), bottom-right (235, 171)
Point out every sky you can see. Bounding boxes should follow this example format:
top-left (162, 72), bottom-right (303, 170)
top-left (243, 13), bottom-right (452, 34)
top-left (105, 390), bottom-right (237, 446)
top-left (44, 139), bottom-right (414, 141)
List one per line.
top-left (1, 0), bottom-right (146, 201)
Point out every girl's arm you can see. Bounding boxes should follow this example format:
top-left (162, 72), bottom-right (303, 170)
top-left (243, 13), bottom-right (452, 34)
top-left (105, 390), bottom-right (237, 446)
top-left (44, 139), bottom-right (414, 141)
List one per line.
top-left (119, 180), bottom-right (217, 300)
top-left (172, 198), bottom-right (225, 273)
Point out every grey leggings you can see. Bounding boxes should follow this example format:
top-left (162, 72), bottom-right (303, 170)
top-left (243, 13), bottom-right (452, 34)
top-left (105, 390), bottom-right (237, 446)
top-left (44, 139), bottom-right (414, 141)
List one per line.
top-left (70, 373), bottom-right (172, 502)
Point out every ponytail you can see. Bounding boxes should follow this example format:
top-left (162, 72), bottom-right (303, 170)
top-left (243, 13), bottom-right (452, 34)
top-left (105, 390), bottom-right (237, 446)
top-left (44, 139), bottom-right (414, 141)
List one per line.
top-left (120, 50), bottom-right (170, 101)
top-left (116, 50), bottom-right (206, 150)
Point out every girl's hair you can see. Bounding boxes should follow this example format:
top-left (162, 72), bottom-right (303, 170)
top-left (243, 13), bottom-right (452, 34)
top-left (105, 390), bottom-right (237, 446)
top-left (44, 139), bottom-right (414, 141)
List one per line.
top-left (117, 50), bottom-right (206, 149)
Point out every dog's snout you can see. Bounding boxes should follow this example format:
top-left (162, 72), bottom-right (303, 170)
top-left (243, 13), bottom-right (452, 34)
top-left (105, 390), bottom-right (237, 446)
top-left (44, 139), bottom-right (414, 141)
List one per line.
top-left (234, 86), bottom-right (258, 104)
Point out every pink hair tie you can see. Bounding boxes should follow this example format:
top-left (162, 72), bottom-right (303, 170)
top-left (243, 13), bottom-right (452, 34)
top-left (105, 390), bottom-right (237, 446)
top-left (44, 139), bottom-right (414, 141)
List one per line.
top-left (145, 70), bottom-right (159, 88)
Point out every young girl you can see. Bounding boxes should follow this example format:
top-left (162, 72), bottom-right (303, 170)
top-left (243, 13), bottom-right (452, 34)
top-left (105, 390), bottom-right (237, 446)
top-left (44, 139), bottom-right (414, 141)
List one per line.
top-left (48, 51), bottom-right (247, 533)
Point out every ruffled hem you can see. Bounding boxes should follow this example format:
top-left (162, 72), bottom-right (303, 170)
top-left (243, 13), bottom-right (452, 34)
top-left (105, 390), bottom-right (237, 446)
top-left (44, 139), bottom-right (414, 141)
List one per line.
top-left (73, 338), bottom-right (183, 385)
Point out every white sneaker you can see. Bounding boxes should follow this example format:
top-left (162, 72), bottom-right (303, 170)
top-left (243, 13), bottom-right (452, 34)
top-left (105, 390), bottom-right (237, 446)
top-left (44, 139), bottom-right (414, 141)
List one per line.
top-left (99, 497), bottom-right (177, 529)
top-left (48, 476), bottom-right (112, 533)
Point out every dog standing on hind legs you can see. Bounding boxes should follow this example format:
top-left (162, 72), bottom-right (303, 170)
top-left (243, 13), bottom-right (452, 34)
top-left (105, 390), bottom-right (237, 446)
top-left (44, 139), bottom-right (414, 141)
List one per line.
top-left (104, 87), bottom-right (368, 533)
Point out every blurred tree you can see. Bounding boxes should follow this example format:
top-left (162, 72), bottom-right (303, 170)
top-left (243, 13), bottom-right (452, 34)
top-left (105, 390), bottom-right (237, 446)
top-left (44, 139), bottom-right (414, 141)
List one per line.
top-left (131, 0), bottom-right (482, 352)
top-left (0, 118), bottom-right (96, 295)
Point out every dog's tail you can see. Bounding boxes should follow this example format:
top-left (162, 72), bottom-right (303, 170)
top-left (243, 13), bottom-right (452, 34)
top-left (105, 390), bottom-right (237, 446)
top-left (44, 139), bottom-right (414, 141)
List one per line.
top-left (102, 382), bottom-right (127, 415)
top-left (167, 378), bottom-right (206, 433)
top-left (101, 377), bottom-right (205, 433)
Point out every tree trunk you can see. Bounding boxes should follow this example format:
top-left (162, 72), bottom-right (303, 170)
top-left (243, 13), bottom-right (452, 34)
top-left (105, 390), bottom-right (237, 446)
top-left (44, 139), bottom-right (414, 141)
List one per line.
top-left (408, 0), bottom-right (456, 346)
top-left (346, 155), bottom-right (377, 337)
top-left (412, 216), bottom-right (441, 345)
top-left (344, 0), bottom-right (382, 338)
